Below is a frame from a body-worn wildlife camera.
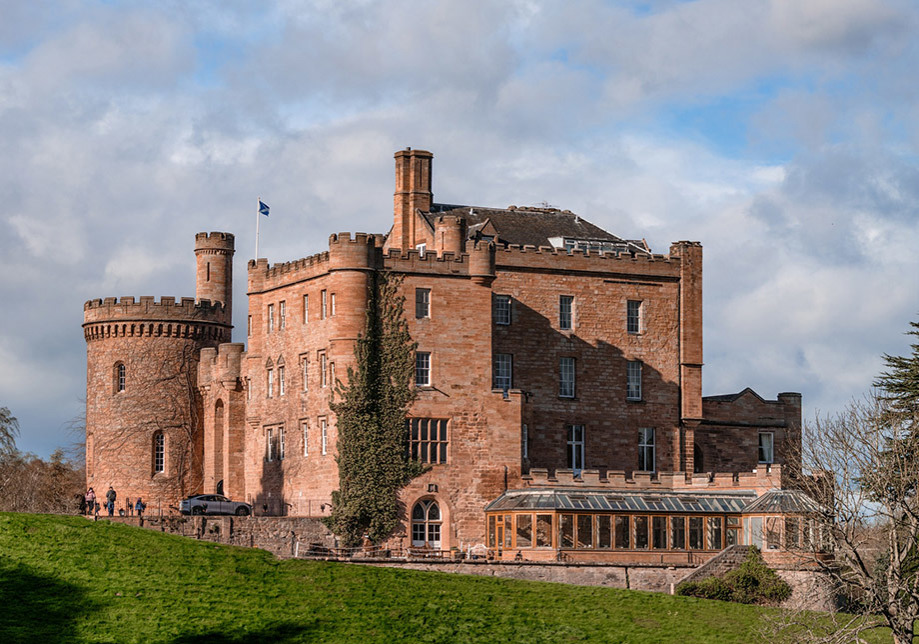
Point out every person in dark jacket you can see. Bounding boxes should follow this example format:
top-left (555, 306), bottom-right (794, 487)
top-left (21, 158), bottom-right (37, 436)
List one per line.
top-left (135, 498), bottom-right (146, 518)
top-left (105, 486), bottom-right (116, 517)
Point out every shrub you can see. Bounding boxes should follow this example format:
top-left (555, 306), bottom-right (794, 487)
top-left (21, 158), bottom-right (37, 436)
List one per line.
top-left (675, 547), bottom-right (792, 605)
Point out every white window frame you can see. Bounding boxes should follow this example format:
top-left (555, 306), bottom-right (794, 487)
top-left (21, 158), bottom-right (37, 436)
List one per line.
top-left (416, 243), bottom-right (426, 258)
top-left (638, 427), bottom-right (655, 472)
top-left (321, 290), bottom-right (327, 319)
top-left (153, 432), bottom-right (165, 473)
top-left (320, 352), bottom-right (327, 388)
top-left (321, 418), bottom-right (328, 455)
top-left (278, 365), bottom-right (285, 396)
top-left (266, 427), bottom-right (274, 461)
top-left (494, 294), bottom-right (511, 325)
top-left (279, 300), bottom-right (286, 329)
top-left (416, 351), bottom-right (431, 387)
top-left (567, 424), bottom-right (585, 473)
top-left (759, 432), bottom-right (774, 464)
top-left (302, 357), bottom-right (309, 391)
top-left (627, 360), bottom-right (642, 401)
top-left (278, 426), bottom-right (285, 460)
top-left (116, 363), bottom-right (126, 392)
top-left (303, 294), bottom-right (309, 324)
top-left (559, 295), bottom-right (574, 331)
top-left (267, 368), bottom-right (274, 398)
top-left (302, 421), bottom-right (309, 457)
top-left (627, 300), bottom-right (642, 334)
top-left (493, 353), bottom-right (512, 390)
top-left (559, 357), bottom-right (575, 398)
top-left (268, 304), bottom-right (274, 333)
top-left (330, 362), bottom-right (336, 388)
top-left (416, 288), bottom-right (431, 319)
top-left (330, 292), bottom-right (336, 316)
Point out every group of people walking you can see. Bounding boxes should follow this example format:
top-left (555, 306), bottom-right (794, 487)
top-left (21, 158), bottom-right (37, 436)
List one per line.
top-left (82, 486), bottom-right (145, 518)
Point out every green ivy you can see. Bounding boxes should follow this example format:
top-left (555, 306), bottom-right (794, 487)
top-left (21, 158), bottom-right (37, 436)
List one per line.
top-left (324, 273), bottom-right (424, 548)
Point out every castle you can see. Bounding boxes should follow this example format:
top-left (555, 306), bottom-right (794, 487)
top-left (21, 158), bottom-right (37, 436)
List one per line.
top-left (84, 148), bottom-right (810, 562)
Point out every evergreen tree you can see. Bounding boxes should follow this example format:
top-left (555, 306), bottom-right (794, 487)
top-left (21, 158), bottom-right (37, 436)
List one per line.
top-left (324, 274), bottom-right (423, 548)
top-left (876, 320), bottom-right (919, 423)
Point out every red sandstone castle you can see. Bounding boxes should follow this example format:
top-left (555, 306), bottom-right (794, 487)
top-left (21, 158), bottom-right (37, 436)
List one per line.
top-left (84, 148), bottom-right (810, 562)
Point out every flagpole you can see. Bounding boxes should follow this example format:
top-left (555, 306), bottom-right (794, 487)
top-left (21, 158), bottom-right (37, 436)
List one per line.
top-left (255, 196), bottom-right (261, 260)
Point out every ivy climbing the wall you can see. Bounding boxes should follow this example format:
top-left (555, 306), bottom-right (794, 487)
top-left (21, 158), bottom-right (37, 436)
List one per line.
top-left (324, 273), bottom-right (424, 548)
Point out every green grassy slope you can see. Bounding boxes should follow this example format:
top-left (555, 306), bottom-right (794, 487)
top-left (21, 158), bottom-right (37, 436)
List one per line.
top-left (0, 513), bottom-right (860, 643)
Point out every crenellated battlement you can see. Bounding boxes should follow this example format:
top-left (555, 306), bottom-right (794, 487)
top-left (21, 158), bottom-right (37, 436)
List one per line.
top-left (328, 232), bottom-right (381, 247)
top-left (83, 295), bottom-right (230, 343)
top-left (522, 464), bottom-right (782, 494)
top-left (195, 231), bottom-right (235, 250)
top-left (489, 241), bottom-right (685, 278)
top-left (247, 249), bottom-right (333, 293)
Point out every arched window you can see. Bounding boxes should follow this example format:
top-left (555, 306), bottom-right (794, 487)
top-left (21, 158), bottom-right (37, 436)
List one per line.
top-left (114, 363), bottom-right (126, 393)
top-left (153, 432), bottom-right (165, 474)
top-left (411, 499), bottom-right (441, 549)
top-left (694, 444), bottom-right (704, 474)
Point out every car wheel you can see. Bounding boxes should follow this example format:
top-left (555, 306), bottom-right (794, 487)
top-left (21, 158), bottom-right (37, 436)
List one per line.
top-left (191, 506), bottom-right (204, 516)
top-left (235, 506), bottom-right (250, 516)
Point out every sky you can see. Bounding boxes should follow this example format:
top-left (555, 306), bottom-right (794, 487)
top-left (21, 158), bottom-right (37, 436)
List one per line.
top-left (2, 0), bottom-right (919, 457)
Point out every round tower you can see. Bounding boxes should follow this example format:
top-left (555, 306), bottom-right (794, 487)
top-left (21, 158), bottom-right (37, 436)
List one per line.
top-left (83, 232), bottom-right (235, 514)
top-left (195, 232), bottom-right (235, 325)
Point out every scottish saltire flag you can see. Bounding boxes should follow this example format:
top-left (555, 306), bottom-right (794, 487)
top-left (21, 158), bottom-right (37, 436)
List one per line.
top-left (259, 200), bottom-right (270, 217)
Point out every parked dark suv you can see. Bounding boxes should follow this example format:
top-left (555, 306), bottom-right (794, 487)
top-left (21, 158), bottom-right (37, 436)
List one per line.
top-left (180, 494), bottom-right (251, 516)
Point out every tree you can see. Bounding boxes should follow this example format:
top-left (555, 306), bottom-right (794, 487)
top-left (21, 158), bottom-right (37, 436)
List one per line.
top-left (771, 393), bottom-right (919, 644)
top-left (0, 406), bottom-right (19, 458)
top-left (876, 320), bottom-right (919, 423)
top-left (324, 273), bottom-right (423, 548)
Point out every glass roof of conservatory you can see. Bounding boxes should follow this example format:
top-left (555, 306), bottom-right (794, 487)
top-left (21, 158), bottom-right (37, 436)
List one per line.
top-left (485, 488), bottom-right (757, 514)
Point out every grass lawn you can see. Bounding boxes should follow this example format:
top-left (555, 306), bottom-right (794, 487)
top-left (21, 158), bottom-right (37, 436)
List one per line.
top-left (0, 513), bottom-right (888, 643)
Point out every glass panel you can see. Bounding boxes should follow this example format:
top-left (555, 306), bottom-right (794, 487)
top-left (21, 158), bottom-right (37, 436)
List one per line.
top-left (428, 523), bottom-right (440, 547)
top-left (439, 443), bottom-right (447, 464)
top-left (748, 517), bottom-right (763, 548)
top-left (634, 516), bottom-right (649, 549)
top-left (488, 515), bottom-right (496, 548)
top-left (726, 528), bottom-right (738, 546)
top-left (689, 517), bottom-right (704, 549)
top-left (439, 420), bottom-right (447, 441)
top-left (727, 516), bottom-right (740, 526)
top-left (504, 515), bottom-right (513, 547)
top-left (785, 518), bottom-right (799, 549)
top-left (411, 419), bottom-right (419, 440)
top-left (536, 515), bottom-right (552, 547)
top-left (671, 517), bottom-right (686, 550)
top-left (766, 517), bottom-right (781, 550)
top-left (412, 523), bottom-right (425, 546)
top-left (707, 517), bottom-right (723, 550)
top-left (598, 515), bottom-right (612, 549)
top-left (428, 503), bottom-right (440, 521)
top-left (412, 503), bottom-right (425, 521)
top-left (517, 514), bottom-right (532, 547)
top-left (560, 514), bottom-right (574, 548)
top-left (420, 419), bottom-right (428, 441)
top-left (652, 516), bottom-right (667, 549)
top-left (615, 516), bottom-right (630, 549)
top-left (576, 515), bottom-right (593, 549)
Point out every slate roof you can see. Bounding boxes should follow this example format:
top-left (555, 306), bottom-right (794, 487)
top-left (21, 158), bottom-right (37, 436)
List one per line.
top-left (741, 489), bottom-right (825, 515)
top-left (425, 204), bottom-right (651, 253)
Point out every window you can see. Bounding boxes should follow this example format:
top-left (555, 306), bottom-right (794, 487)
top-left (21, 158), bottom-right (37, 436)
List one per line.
top-left (153, 432), bottom-right (165, 473)
top-left (319, 352), bottom-right (327, 388)
top-left (707, 517), bottom-right (723, 550)
top-left (559, 295), bottom-right (574, 330)
top-left (266, 427), bottom-right (274, 461)
top-left (634, 516), bottom-right (649, 549)
top-left (652, 516), bottom-right (668, 549)
top-left (567, 424), bottom-right (585, 473)
top-left (416, 243), bottom-right (427, 258)
top-left (302, 357), bottom-right (309, 391)
top-left (320, 418), bottom-right (328, 455)
top-left (517, 514), bottom-right (532, 548)
top-left (279, 301), bottom-right (286, 329)
top-left (303, 294), bottom-right (308, 324)
top-left (493, 353), bottom-right (512, 390)
top-left (689, 517), bottom-right (704, 549)
top-left (330, 362), bottom-right (336, 388)
top-left (522, 423), bottom-right (528, 460)
top-left (627, 300), bottom-right (642, 334)
top-left (411, 500), bottom-right (440, 548)
top-left (321, 290), bottom-right (327, 319)
top-left (278, 366), bottom-right (285, 396)
top-left (627, 360), bottom-right (642, 401)
top-left (671, 516), bottom-right (686, 549)
top-left (302, 421), bottom-right (309, 457)
top-left (247, 315), bottom-right (252, 337)
top-left (415, 288), bottom-right (431, 318)
top-left (638, 427), bottom-right (655, 471)
top-left (278, 426), bottom-right (285, 460)
top-left (415, 352), bottom-right (431, 386)
top-left (408, 418), bottom-right (448, 464)
top-left (615, 516), bottom-right (630, 548)
top-left (245, 377), bottom-right (251, 401)
top-left (559, 357), bottom-right (575, 398)
top-left (267, 304), bottom-right (274, 332)
top-left (494, 295), bottom-right (511, 325)
top-left (330, 293), bottom-right (336, 316)
top-left (115, 363), bottom-right (126, 393)
top-left (267, 368), bottom-right (274, 398)
top-left (759, 432), bottom-right (774, 464)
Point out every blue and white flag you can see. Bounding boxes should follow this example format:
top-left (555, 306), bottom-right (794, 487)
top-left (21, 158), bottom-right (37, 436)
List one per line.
top-left (258, 200), bottom-right (270, 217)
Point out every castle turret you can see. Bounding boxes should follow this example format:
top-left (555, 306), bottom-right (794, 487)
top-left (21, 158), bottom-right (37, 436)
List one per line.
top-left (434, 215), bottom-right (466, 256)
top-left (392, 148), bottom-right (433, 253)
top-left (195, 232), bottom-right (235, 325)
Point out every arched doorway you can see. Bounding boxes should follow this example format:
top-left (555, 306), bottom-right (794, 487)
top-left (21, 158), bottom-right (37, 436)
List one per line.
top-left (411, 499), bottom-right (441, 549)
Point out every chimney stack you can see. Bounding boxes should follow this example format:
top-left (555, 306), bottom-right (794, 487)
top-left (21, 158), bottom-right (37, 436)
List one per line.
top-left (392, 148), bottom-right (433, 252)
